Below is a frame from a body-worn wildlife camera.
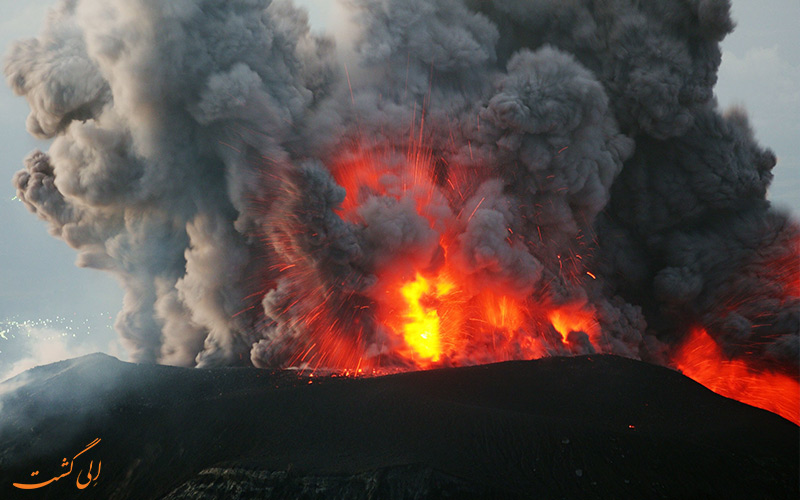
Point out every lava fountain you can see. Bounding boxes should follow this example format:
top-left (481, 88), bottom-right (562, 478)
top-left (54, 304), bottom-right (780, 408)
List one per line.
top-left (327, 140), bottom-right (553, 369)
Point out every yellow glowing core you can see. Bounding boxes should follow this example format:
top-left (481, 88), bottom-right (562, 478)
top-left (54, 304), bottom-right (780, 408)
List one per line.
top-left (400, 273), bottom-right (450, 362)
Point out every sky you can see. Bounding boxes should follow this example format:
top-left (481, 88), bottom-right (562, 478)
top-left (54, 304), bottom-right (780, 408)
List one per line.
top-left (0, 0), bottom-right (797, 380)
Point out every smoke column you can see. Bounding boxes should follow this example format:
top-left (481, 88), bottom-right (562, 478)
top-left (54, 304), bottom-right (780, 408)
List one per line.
top-left (7, 0), bottom-right (798, 380)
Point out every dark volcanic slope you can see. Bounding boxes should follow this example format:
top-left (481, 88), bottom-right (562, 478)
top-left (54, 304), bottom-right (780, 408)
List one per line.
top-left (0, 354), bottom-right (797, 499)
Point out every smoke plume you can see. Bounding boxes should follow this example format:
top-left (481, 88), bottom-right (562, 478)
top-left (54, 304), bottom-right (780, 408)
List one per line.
top-left (7, 0), bottom-right (798, 375)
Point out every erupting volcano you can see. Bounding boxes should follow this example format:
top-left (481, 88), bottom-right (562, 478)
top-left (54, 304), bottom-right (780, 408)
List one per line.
top-left (7, 0), bottom-right (800, 427)
top-left (261, 134), bottom-right (799, 423)
top-left (261, 136), bottom-right (613, 373)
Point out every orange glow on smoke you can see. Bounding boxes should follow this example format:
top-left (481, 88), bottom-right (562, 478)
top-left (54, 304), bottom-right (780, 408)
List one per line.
top-left (478, 292), bottom-right (525, 332)
top-left (548, 306), bottom-right (600, 344)
top-left (327, 141), bottom-right (559, 368)
top-left (331, 144), bottom-right (452, 227)
top-left (675, 328), bottom-right (800, 425)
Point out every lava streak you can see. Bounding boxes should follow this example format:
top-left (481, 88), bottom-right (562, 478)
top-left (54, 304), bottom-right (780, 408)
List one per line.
top-left (674, 328), bottom-right (800, 425)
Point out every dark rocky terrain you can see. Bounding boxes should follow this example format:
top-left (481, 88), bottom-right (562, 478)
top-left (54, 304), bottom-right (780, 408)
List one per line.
top-left (0, 354), bottom-right (797, 499)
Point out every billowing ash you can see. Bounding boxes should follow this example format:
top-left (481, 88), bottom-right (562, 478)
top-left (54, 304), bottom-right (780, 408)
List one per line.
top-left (7, 0), bottom-right (798, 374)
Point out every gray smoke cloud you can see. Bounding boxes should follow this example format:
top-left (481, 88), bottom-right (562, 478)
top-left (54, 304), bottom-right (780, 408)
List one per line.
top-left (9, 0), bottom-right (336, 366)
top-left (7, 0), bottom-right (798, 374)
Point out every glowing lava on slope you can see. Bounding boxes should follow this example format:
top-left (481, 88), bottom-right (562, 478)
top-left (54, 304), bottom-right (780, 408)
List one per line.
top-left (674, 328), bottom-right (800, 425)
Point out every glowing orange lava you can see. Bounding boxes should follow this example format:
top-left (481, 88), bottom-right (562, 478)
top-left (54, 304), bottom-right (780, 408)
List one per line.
top-left (674, 328), bottom-right (800, 425)
top-left (397, 273), bottom-right (448, 362)
top-left (327, 141), bottom-right (592, 368)
top-left (382, 265), bottom-right (541, 367)
top-left (548, 305), bottom-right (601, 345)
top-left (478, 292), bottom-right (525, 332)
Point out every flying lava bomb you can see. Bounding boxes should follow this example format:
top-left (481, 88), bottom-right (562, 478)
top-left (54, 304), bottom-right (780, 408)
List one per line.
top-left (6, 0), bottom-right (799, 423)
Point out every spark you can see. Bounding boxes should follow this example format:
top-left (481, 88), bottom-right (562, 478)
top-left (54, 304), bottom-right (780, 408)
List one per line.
top-left (344, 63), bottom-right (355, 107)
top-left (467, 197), bottom-right (485, 223)
top-left (0, 315), bottom-right (115, 339)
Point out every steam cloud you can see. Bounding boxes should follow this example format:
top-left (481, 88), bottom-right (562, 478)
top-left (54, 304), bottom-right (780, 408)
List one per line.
top-left (7, 0), bottom-right (798, 373)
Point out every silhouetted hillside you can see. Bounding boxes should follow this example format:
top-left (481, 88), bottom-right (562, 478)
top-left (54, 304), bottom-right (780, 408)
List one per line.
top-left (1, 354), bottom-right (797, 499)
